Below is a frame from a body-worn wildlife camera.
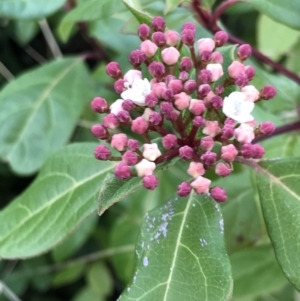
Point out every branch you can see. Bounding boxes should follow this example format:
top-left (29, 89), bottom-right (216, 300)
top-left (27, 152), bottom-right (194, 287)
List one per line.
top-left (0, 281), bottom-right (22, 301)
top-left (0, 61), bottom-right (14, 81)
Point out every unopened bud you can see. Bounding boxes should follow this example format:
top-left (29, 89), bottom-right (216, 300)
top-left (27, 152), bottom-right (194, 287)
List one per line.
top-left (215, 162), bottom-right (231, 177)
top-left (143, 175), bottom-right (159, 190)
top-left (162, 134), bottom-right (178, 150)
top-left (114, 163), bottom-right (131, 180)
top-left (214, 31), bottom-right (228, 47)
top-left (259, 121), bottom-right (275, 135)
top-left (260, 85), bottom-right (276, 100)
top-left (91, 97), bottom-right (108, 113)
top-left (148, 61), bottom-right (165, 78)
top-left (114, 79), bottom-right (126, 94)
top-left (177, 182), bottom-right (192, 197)
top-left (184, 80), bottom-right (197, 94)
top-left (129, 49), bottom-right (146, 66)
top-left (179, 145), bottom-right (194, 160)
top-left (201, 151), bottom-right (217, 165)
top-left (162, 47), bottom-right (180, 65)
top-left (181, 29), bottom-right (195, 45)
top-left (91, 124), bottom-right (109, 139)
top-left (237, 44), bottom-right (252, 61)
top-left (138, 24), bottom-right (151, 41)
top-left (94, 145), bottom-right (111, 160)
top-left (165, 30), bottom-right (180, 46)
top-left (152, 32), bottom-right (166, 47)
top-left (105, 62), bottom-right (122, 78)
top-left (210, 186), bottom-right (227, 202)
top-left (122, 151), bottom-right (138, 166)
top-left (179, 57), bottom-right (193, 71)
top-left (152, 16), bottom-right (165, 32)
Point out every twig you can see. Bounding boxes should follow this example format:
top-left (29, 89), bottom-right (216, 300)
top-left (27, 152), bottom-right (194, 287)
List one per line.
top-left (0, 281), bottom-right (22, 301)
top-left (24, 46), bottom-right (47, 64)
top-left (211, 0), bottom-right (241, 26)
top-left (0, 61), bottom-right (15, 81)
top-left (38, 18), bottom-right (63, 58)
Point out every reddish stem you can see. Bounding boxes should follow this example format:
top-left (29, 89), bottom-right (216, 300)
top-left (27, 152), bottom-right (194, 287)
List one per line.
top-left (155, 148), bottom-right (179, 164)
top-left (211, 0), bottom-right (241, 26)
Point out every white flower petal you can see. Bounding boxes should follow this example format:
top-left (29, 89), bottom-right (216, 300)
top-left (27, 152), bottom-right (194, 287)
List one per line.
top-left (110, 99), bottom-right (124, 115)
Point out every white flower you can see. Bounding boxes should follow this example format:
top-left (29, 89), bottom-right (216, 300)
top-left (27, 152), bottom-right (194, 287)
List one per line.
top-left (241, 85), bottom-right (259, 102)
top-left (135, 159), bottom-right (156, 177)
top-left (121, 78), bottom-right (151, 106)
top-left (206, 63), bottom-right (223, 81)
top-left (142, 143), bottom-right (162, 161)
top-left (110, 99), bottom-right (124, 115)
top-left (123, 70), bottom-right (142, 85)
top-left (222, 91), bottom-right (254, 123)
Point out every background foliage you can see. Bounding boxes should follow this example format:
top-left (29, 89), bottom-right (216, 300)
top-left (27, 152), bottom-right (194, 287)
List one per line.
top-left (0, 0), bottom-right (300, 300)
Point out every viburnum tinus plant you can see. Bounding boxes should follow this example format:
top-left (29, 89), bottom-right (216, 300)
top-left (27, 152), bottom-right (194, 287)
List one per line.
top-left (91, 16), bottom-right (276, 202)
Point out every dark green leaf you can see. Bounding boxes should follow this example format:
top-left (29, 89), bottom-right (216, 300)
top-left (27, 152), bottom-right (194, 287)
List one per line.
top-left (119, 193), bottom-right (233, 301)
top-left (0, 143), bottom-right (114, 259)
top-left (0, 57), bottom-right (91, 174)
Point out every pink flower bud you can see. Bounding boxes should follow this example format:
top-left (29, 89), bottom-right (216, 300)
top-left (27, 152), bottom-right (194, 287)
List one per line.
top-left (241, 85), bottom-right (259, 102)
top-left (234, 123), bottom-right (255, 143)
top-left (103, 113), bottom-right (119, 129)
top-left (165, 30), bottom-right (179, 46)
top-left (174, 92), bottom-right (191, 110)
top-left (160, 101), bottom-right (174, 115)
top-left (184, 80), bottom-right (197, 94)
top-left (203, 91), bottom-right (216, 103)
top-left (138, 24), bottom-right (151, 41)
top-left (135, 159), bottom-right (156, 177)
top-left (91, 97), bottom-right (108, 113)
top-left (182, 22), bottom-right (197, 32)
top-left (165, 75), bottom-right (176, 85)
top-left (202, 121), bottom-right (221, 137)
top-left (200, 50), bottom-right (212, 62)
top-left (260, 85), bottom-right (276, 100)
top-left (210, 186), bottom-right (227, 202)
top-left (167, 110), bottom-right (179, 121)
top-left (179, 71), bottom-right (190, 82)
top-left (168, 79), bottom-right (183, 94)
top-left (193, 116), bottom-right (206, 127)
top-left (225, 118), bottom-right (235, 126)
top-left (105, 62), bottom-right (122, 78)
top-left (94, 145), bottom-right (111, 160)
top-left (238, 44), bottom-right (252, 61)
top-left (198, 84), bottom-right (211, 97)
top-left (211, 51), bottom-right (224, 64)
top-left (117, 111), bottom-right (131, 123)
top-left (214, 31), bottom-right (228, 47)
top-left (122, 99), bottom-right (135, 111)
top-left (152, 31), bottom-right (166, 47)
top-left (152, 16), bottom-right (165, 32)
top-left (228, 61), bottom-right (245, 78)
top-left (199, 69), bottom-right (212, 84)
top-left (259, 121), bottom-right (275, 135)
top-left (114, 79), bottom-right (126, 94)
top-left (245, 65), bottom-right (255, 80)
top-left (179, 57), bottom-right (193, 71)
top-left (114, 163), bottom-right (131, 180)
top-left (143, 175), bottom-right (159, 190)
top-left (110, 99), bottom-right (124, 116)
top-left (145, 92), bottom-right (159, 107)
top-left (200, 136), bottom-right (214, 151)
top-left (211, 96), bottom-right (223, 109)
top-left (221, 125), bottom-right (234, 139)
top-left (162, 134), bottom-right (178, 150)
top-left (142, 108), bottom-right (154, 122)
top-left (129, 49), bottom-right (146, 66)
top-left (161, 88), bottom-right (174, 101)
top-left (234, 73), bottom-right (249, 87)
top-left (131, 117), bottom-right (149, 134)
top-left (206, 64), bottom-right (224, 81)
top-left (140, 40), bottom-right (158, 58)
top-left (241, 143), bottom-right (254, 159)
top-left (201, 151), bottom-right (217, 165)
top-left (181, 29), bottom-right (195, 45)
top-left (214, 85), bottom-right (224, 95)
top-left (187, 162), bottom-right (205, 177)
top-left (177, 182), bottom-right (192, 197)
top-left (161, 47), bottom-right (180, 65)
top-left (221, 144), bottom-right (238, 162)
top-left (179, 145), bottom-right (194, 160)
top-left (122, 150), bottom-right (138, 166)
top-left (189, 99), bottom-right (206, 115)
top-left (149, 112), bottom-right (162, 125)
top-left (123, 69), bottom-right (142, 85)
top-left (197, 38), bottom-right (215, 54)
top-left (252, 144), bottom-right (265, 159)
top-left (215, 162), bottom-right (231, 177)
top-left (143, 143), bottom-right (162, 161)
top-left (111, 133), bottom-right (128, 151)
top-left (128, 139), bottom-right (140, 151)
top-left (191, 176), bottom-right (211, 194)
top-left (148, 61), bottom-right (165, 78)
top-left (91, 124), bottom-right (109, 140)
top-left (152, 82), bottom-right (167, 98)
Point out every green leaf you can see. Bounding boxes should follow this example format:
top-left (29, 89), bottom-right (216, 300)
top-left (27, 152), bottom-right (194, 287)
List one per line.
top-left (0, 58), bottom-right (91, 174)
top-left (0, 143), bottom-right (114, 259)
top-left (257, 15), bottom-right (299, 60)
top-left (164, 0), bottom-right (192, 14)
top-left (0, 0), bottom-right (66, 19)
top-left (58, 0), bottom-right (125, 42)
top-left (231, 245), bottom-right (288, 300)
top-left (119, 193), bottom-right (233, 301)
top-left (123, 0), bottom-right (153, 26)
top-left (244, 0), bottom-right (300, 30)
top-left (200, 0), bottom-right (217, 11)
top-left (52, 263), bottom-right (85, 287)
top-left (72, 287), bottom-right (104, 301)
top-left (13, 20), bottom-right (39, 46)
top-left (255, 158), bottom-right (300, 291)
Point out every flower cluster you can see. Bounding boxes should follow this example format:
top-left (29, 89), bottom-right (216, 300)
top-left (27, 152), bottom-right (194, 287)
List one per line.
top-left (91, 16), bottom-right (276, 202)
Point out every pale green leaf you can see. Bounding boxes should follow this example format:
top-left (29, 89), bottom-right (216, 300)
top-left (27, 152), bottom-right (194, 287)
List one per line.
top-left (244, 0), bottom-right (300, 30)
top-left (0, 0), bottom-right (66, 19)
top-left (52, 263), bottom-right (85, 287)
top-left (13, 20), bottom-right (39, 46)
top-left (123, 0), bottom-right (153, 26)
top-left (58, 0), bottom-right (125, 42)
top-left (256, 158), bottom-right (300, 290)
top-left (0, 143), bottom-right (114, 259)
top-left (231, 245), bottom-right (288, 300)
top-left (119, 193), bottom-right (233, 301)
top-left (164, 0), bottom-right (192, 14)
top-left (258, 15), bottom-right (300, 60)
top-left (0, 58), bottom-right (91, 174)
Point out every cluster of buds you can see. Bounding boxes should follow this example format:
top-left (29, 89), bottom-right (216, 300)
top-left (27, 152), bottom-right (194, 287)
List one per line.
top-left (91, 16), bottom-right (276, 202)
